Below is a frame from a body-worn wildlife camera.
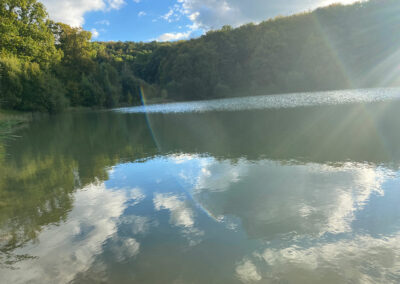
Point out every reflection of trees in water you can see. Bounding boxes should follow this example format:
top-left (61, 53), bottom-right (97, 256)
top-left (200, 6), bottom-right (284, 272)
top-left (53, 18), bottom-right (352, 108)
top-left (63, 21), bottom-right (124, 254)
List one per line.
top-left (0, 112), bottom-right (157, 267)
top-left (147, 101), bottom-right (400, 165)
top-left (0, 156), bottom-right (76, 267)
top-left (2, 100), bottom-right (400, 266)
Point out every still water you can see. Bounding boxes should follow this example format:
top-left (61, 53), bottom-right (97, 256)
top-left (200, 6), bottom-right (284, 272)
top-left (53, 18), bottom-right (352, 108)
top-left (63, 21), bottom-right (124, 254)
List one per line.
top-left (1, 89), bottom-right (400, 283)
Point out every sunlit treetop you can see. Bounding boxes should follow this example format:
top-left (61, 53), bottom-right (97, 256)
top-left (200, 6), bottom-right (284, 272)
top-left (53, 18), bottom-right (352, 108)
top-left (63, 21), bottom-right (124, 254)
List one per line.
top-left (0, 0), bottom-right (63, 65)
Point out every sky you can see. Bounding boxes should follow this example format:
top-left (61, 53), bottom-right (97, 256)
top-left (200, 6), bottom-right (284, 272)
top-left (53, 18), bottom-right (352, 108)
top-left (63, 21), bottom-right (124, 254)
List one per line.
top-left (39, 0), bottom-right (361, 42)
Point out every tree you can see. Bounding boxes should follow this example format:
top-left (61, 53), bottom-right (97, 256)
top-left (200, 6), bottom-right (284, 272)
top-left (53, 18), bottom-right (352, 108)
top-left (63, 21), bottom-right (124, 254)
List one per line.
top-left (55, 23), bottom-right (96, 71)
top-left (0, 0), bottom-right (62, 65)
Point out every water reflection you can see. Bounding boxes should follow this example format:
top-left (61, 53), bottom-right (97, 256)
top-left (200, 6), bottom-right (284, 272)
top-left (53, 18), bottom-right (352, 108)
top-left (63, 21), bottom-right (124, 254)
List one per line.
top-left (117, 88), bottom-right (400, 114)
top-left (1, 182), bottom-right (131, 283)
top-left (185, 159), bottom-right (393, 238)
top-left (154, 193), bottom-right (204, 246)
top-left (1, 91), bottom-right (400, 283)
top-left (236, 232), bottom-right (400, 283)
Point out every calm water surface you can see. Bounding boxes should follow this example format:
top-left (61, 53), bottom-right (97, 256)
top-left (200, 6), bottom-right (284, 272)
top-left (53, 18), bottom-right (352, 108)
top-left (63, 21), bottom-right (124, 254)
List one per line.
top-left (1, 89), bottom-right (400, 283)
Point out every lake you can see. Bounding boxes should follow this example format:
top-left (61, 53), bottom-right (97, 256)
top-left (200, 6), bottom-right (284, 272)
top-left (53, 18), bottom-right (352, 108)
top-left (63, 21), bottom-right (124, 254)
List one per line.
top-left (1, 88), bottom-right (400, 283)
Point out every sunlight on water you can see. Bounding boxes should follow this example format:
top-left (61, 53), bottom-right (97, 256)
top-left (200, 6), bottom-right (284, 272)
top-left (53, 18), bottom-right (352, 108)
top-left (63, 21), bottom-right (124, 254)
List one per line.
top-left (2, 88), bottom-right (400, 283)
top-left (116, 88), bottom-right (400, 113)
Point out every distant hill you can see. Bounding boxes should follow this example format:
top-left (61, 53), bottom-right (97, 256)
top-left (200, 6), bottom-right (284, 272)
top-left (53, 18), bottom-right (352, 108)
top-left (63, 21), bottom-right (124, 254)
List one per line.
top-left (127, 0), bottom-right (400, 100)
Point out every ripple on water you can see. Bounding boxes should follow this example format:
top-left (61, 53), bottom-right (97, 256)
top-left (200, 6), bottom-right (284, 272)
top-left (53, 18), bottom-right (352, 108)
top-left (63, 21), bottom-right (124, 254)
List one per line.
top-left (115, 88), bottom-right (400, 114)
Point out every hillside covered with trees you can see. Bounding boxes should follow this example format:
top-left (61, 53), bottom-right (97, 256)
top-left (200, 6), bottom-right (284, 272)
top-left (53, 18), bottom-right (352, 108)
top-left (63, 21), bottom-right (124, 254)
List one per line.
top-left (1, 0), bottom-right (400, 113)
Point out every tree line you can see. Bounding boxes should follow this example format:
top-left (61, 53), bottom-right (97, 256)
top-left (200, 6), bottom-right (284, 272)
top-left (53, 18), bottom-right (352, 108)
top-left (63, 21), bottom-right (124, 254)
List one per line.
top-left (1, 0), bottom-right (400, 113)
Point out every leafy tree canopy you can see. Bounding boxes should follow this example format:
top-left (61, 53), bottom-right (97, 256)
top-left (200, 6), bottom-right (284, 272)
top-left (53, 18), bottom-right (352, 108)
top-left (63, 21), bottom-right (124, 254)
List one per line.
top-left (1, 0), bottom-right (400, 113)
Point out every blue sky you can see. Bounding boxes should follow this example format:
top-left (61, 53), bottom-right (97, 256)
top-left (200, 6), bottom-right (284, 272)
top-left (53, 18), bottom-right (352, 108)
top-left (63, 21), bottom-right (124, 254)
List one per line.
top-left (83, 0), bottom-right (202, 41)
top-left (40, 0), bottom-right (360, 42)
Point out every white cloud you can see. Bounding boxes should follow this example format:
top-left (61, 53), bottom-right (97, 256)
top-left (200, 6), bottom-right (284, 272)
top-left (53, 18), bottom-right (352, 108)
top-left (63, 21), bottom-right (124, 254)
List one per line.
top-left (138, 11), bottom-right (146, 17)
top-left (172, 0), bottom-right (362, 30)
top-left (162, 8), bottom-right (175, 21)
top-left (91, 28), bottom-right (100, 38)
top-left (107, 0), bottom-right (125, 10)
top-left (155, 31), bottom-right (192, 42)
top-left (40, 0), bottom-right (125, 27)
top-left (161, 4), bottom-right (184, 23)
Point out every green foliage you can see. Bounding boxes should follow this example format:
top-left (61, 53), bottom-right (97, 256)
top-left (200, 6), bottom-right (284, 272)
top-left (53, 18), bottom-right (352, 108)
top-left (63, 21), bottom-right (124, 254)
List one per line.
top-left (1, 0), bottom-right (400, 112)
top-left (0, 0), bottom-right (152, 112)
top-left (0, 112), bottom-right (158, 266)
top-left (147, 0), bottom-right (400, 100)
top-left (0, 0), bottom-right (62, 65)
top-left (0, 55), bottom-right (67, 112)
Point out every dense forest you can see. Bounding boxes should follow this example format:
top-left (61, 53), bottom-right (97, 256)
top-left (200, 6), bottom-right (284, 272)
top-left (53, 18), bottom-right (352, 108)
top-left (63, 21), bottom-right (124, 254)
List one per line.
top-left (1, 0), bottom-right (400, 113)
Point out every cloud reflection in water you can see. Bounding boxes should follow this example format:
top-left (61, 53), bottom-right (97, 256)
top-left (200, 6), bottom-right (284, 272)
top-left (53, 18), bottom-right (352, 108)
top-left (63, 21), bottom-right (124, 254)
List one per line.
top-left (1, 154), bottom-right (399, 284)
top-left (0, 182), bottom-right (145, 284)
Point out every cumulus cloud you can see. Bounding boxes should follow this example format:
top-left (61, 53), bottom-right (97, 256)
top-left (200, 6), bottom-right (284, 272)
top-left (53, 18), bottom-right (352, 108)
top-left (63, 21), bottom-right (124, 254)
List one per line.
top-left (40, 0), bottom-right (126, 27)
top-left (172, 0), bottom-right (361, 30)
top-left (156, 31), bottom-right (192, 42)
